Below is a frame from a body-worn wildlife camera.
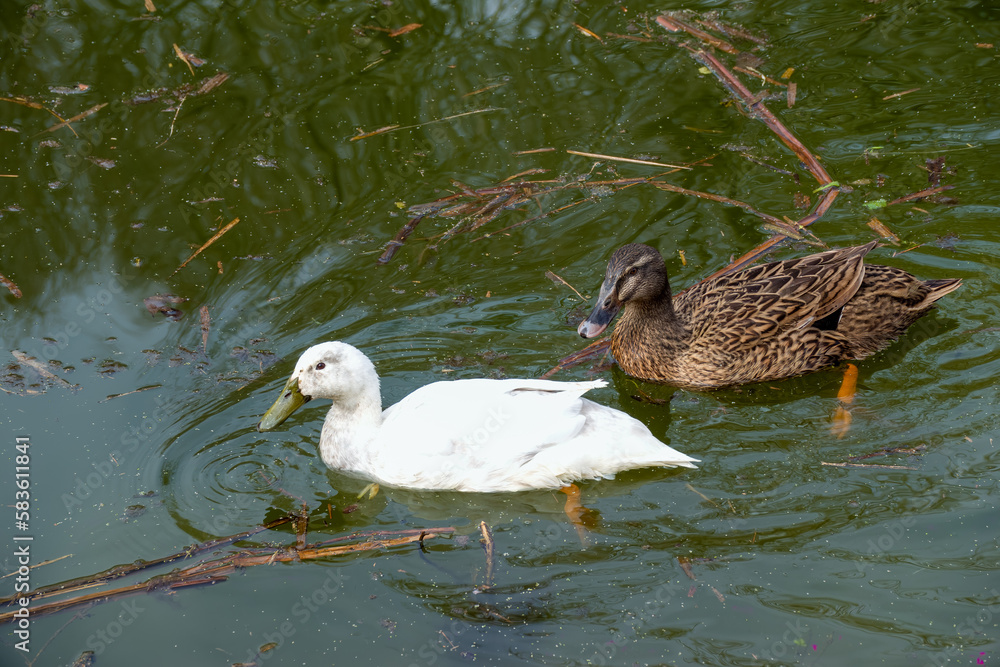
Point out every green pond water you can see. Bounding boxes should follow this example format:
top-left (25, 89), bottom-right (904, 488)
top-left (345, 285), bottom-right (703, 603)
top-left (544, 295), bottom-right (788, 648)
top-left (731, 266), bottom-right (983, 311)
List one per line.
top-left (2, 0), bottom-right (1000, 665)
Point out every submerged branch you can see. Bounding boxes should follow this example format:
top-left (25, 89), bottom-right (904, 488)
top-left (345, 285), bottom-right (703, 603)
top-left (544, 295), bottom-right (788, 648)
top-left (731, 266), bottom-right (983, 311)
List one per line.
top-left (0, 519), bottom-right (454, 623)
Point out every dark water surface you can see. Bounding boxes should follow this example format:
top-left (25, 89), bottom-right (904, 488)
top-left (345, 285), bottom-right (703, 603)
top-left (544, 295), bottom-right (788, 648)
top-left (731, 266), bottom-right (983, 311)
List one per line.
top-left (2, 0), bottom-right (999, 665)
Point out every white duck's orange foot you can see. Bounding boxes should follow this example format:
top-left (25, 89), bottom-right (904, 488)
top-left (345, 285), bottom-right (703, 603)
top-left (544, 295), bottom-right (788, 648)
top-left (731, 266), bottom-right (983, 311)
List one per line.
top-left (560, 483), bottom-right (598, 546)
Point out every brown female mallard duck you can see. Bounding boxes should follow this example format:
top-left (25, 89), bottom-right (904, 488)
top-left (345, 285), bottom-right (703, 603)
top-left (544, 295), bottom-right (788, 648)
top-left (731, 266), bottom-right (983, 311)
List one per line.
top-left (577, 241), bottom-right (961, 389)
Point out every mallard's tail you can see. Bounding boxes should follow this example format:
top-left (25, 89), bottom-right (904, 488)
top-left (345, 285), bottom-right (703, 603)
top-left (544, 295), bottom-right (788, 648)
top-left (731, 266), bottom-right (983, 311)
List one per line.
top-left (918, 278), bottom-right (962, 309)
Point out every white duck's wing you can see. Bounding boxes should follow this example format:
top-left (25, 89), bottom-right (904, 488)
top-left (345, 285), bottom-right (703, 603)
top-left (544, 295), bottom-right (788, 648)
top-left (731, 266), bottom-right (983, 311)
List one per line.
top-left (370, 378), bottom-right (695, 492)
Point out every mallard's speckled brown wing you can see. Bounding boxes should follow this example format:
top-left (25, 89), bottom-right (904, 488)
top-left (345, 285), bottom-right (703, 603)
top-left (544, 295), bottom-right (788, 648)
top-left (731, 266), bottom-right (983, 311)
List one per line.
top-left (676, 242), bottom-right (876, 337)
top-left (610, 244), bottom-right (874, 387)
top-left (608, 241), bottom-right (960, 388)
top-left (673, 243), bottom-right (876, 369)
top-left (837, 265), bottom-right (962, 357)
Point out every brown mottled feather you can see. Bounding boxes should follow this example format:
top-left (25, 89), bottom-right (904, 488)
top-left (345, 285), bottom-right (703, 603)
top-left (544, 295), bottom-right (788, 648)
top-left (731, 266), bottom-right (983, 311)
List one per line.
top-left (579, 242), bottom-right (961, 388)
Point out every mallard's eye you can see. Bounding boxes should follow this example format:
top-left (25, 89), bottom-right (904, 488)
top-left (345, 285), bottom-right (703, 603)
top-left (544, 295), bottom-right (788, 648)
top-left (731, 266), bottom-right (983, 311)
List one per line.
top-left (316, 362), bottom-right (326, 370)
top-left (626, 267), bottom-right (639, 277)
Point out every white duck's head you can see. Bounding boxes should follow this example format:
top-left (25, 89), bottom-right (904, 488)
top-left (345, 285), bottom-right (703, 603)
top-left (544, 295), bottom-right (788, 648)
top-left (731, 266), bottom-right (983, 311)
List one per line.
top-left (257, 342), bottom-right (380, 432)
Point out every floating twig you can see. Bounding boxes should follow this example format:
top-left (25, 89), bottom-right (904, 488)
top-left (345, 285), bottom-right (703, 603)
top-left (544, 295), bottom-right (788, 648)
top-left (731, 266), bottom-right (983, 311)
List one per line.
top-left (0, 554), bottom-right (72, 578)
top-left (472, 197), bottom-right (593, 242)
top-left (37, 103), bottom-right (108, 136)
top-left (390, 23), bottom-right (422, 36)
top-left (0, 271), bottom-right (22, 298)
top-left (681, 45), bottom-right (833, 186)
top-left (567, 149), bottom-right (692, 170)
top-left (11, 351), bottom-right (79, 390)
top-left (463, 82), bottom-right (508, 97)
top-left (99, 385), bottom-right (162, 403)
top-left (539, 338), bottom-right (612, 379)
top-left (360, 23), bottom-right (422, 37)
top-left (694, 16), bottom-right (770, 46)
top-left (173, 43), bottom-right (196, 76)
top-left (651, 181), bottom-right (786, 225)
top-left (0, 96), bottom-right (76, 136)
top-left (572, 23), bottom-right (604, 43)
top-left (172, 217), bottom-right (240, 276)
top-left (656, 13), bottom-right (738, 54)
top-left (885, 184), bottom-right (955, 207)
top-left (199, 305), bottom-right (210, 353)
top-left (883, 88), bottom-right (920, 101)
top-left (156, 94), bottom-right (186, 147)
top-left (0, 522), bottom-right (454, 622)
top-left (848, 445), bottom-right (926, 462)
top-left (732, 65), bottom-right (787, 87)
top-left (821, 462), bottom-right (918, 470)
top-left (0, 516), bottom-right (294, 609)
top-left (545, 270), bottom-right (585, 300)
top-left (867, 217), bottom-right (900, 244)
top-left (377, 215), bottom-right (426, 264)
top-left (350, 107), bottom-right (502, 141)
top-left (684, 483), bottom-right (719, 506)
top-left (605, 32), bottom-right (658, 44)
top-left (501, 167), bottom-right (548, 182)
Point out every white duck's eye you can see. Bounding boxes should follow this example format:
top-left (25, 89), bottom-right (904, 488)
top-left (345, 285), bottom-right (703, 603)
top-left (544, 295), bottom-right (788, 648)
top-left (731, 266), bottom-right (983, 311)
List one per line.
top-left (315, 362), bottom-right (326, 370)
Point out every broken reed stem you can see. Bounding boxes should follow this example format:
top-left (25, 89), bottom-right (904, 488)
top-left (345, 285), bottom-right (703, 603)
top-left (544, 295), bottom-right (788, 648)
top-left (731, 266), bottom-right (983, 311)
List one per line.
top-left (0, 526), bottom-right (455, 623)
top-left (38, 103), bottom-right (108, 136)
top-left (350, 107), bottom-right (502, 141)
top-left (698, 187), bottom-right (840, 283)
top-left (886, 184), bottom-right (954, 206)
top-left (0, 97), bottom-right (76, 136)
top-left (656, 15), bottom-right (832, 186)
top-left (0, 515), bottom-right (295, 608)
top-left (566, 149), bottom-right (692, 170)
top-left (684, 46), bottom-right (833, 186)
top-left (539, 337), bottom-right (612, 379)
top-left (171, 217), bottom-right (240, 277)
top-left (656, 14), bottom-right (738, 53)
top-left (820, 462), bottom-right (918, 470)
top-left (377, 215), bottom-right (426, 264)
top-left (650, 181), bottom-right (786, 226)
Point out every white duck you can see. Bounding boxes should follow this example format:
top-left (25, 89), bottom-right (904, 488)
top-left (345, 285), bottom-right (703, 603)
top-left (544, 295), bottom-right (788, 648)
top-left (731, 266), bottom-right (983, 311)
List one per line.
top-left (257, 342), bottom-right (697, 492)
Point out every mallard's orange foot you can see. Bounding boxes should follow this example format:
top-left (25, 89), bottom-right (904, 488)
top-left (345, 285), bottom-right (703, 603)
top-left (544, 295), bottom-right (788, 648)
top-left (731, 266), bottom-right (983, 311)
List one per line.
top-left (560, 484), bottom-right (598, 546)
top-left (830, 363), bottom-right (859, 439)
